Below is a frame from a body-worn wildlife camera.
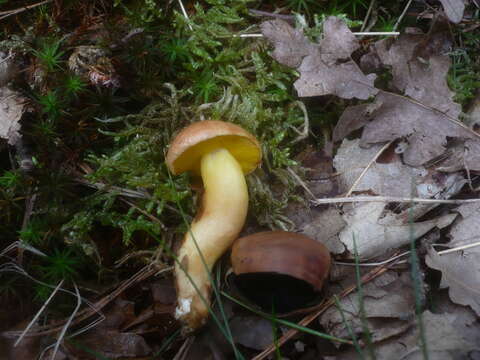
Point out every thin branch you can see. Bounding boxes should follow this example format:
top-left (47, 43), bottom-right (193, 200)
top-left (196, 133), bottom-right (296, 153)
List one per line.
top-left (50, 283), bottom-right (82, 360)
top-left (335, 251), bottom-right (410, 267)
top-left (312, 196), bottom-right (480, 205)
top-left (393, 0), bottom-right (414, 31)
top-left (0, 0), bottom-right (52, 20)
top-left (14, 280), bottom-right (64, 347)
top-left (438, 241), bottom-right (480, 255)
top-left (361, 0), bottom-right (376, 32)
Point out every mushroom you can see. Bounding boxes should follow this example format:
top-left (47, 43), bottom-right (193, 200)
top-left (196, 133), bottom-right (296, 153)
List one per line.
top-left (231, 231), bottom-right (331, 312)
top-left (166, 120), bottom-right (262, 332)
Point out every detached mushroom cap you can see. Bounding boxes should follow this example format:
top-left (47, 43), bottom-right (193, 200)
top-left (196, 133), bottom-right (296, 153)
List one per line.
top-left (231, 231), bottom-right (331, 312)
top-left (231, 231), bottom-right (331, 291)
top-left (166, 120), bottom-right (262, 176)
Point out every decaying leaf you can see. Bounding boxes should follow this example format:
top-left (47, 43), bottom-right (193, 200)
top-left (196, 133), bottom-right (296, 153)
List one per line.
top-left (334, 30), bottom-right (480, 171)
top-left (261, 17), bottom-right (378, 99)
top-left (0, 87), bottom-right (25, 146)
top-left (320, 271), bottom-right (415, 343)
top-left (67, 299), bottom-right (152, 359)
top-left (439, 0), bottom-right (466, 23)
top-left (339, 202), bottom-right (457, 259)
top-left (334, 139), bottom-right (427, 197)
top-left (230, 315), bottom-right (275, 350)
top-left (328, 308), bottom-right (480, 360)
top-left (300, 207), bottom-right (346, 255)
top-left (426, 203), bottom-right (480, 316)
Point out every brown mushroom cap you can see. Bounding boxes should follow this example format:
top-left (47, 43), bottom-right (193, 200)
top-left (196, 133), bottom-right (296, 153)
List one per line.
top-left (166, 120), bottom-right (262, 176)
top-left (231, 231), bottom-right (331, 291)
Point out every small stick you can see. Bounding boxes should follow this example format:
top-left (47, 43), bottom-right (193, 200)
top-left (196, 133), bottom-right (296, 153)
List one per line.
top-left (393, 0), bottom-right (414, 31)
top-left (0, 0), bottom-right (52, 20)
top-left (438, 241), bottom-right (480, 255)
top-left (312, 196), bottom-right (480, 205)
top-left (14, 280), bottom-right (64, 346)
top-left (177, 0), bottom-right (193, 31)
top-left (232, 32), bottom-right (399, 38)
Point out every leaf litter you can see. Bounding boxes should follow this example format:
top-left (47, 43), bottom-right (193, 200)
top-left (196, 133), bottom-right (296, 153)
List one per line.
top-left (258, 12), bottom-right (480, 359)
top-left (261, 17), bottom-right (378, 99)
top-left (1, 2), bottom-right (479, 358)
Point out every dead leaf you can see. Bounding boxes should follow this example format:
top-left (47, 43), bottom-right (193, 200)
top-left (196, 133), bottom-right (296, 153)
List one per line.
top-left (301, 207), bottom-right (346, 255)
top-left (425, 203), bottom-right (480, 316)
top-left (0, 51), bottom-right (17, 87)
top-left (0, 87), bottom-right (25, 146)
top-left (67, 299), bottom-right (152, 359)
top-left (330, 309), bottom-right (479, 360)
top-left (261, 17), bottom-right (378, 99)
top-left (230, 315), bottom-right (275, 350)
top-left (335, 30), bottom-right (480, 171)
top-left (339, 202), bottom-right (457, 259)
top-left (439, 0), bottom-right (466, 23)
top-left (334, 139), bottom-right (427, 197)
top-left (320, 271), bottom-right (415, 343)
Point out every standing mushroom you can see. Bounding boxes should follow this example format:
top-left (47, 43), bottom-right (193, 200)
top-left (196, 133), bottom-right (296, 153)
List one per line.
top-left (166, 120), bottom-right (262, 332)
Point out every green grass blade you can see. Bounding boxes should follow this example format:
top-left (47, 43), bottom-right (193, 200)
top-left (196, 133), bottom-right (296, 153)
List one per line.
top-left (333, 295), bottom-right (365, 358)
top-left (352, 234), bottom-right (376, 360)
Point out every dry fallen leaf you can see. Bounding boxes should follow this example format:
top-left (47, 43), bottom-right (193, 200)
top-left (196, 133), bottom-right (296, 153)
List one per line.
top-left (321, 271), bottom-right (415, 343)
top-left (328, 308), bottom-right (480, 360)
top-left (261, 17), bottom-right (378, 99)
top-left (339, 202), bottom-right (457, 259)
top-left (230, 315), bottom-right (275, 350)
top-left (0, 87), bottom-right (25, 146)
top-left (425, 203), bottom-right (480, 316)
top-left (334, 30), bottom-right (480, 171)
top-left (67, 299), bottom-right (152, 359)
top-left (439, 0), bottom-right (466, 23)
top-left (334, 139), bottom-right (427, 197)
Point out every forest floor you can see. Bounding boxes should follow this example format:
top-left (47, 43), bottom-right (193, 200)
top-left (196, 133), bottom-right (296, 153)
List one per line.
top-left (0, 0), bottom-right (480, 359)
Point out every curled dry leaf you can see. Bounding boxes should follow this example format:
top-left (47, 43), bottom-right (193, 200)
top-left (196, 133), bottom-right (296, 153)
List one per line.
top-left (339, 202), bottom-right (457, 259)
top-left (261, 17), bottom-right (377, 100)
top-left (321, 272), bottom-right (415, 343)
top-left (0, 87), bottom-right (25, 146)
top-left (334, 139), bottom-right (427, 197)
top-left (426, 203), bottom-right (480, 316)
top-left (230, 315), bottom-right (275, 350)
top-left (329, 308), bottom-right (480, 360)
top-left (439, 0), bottom-right (466, 23)
top-left (334, 29), bottom-right (480, 171)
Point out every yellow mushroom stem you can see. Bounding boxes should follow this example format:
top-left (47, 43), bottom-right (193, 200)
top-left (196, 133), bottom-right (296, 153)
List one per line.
top-left (174, 148), bottom-right (248, 332)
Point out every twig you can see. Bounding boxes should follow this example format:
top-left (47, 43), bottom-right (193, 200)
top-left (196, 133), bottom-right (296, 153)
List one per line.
top-left (393, 0), bottom-right (414, 31)
top-left (14, 280), bottom-right (64, 347)
top-left (248, 9), bottom-right (295, 22)
top-left (177, 0), bottom-right (193, 31)
top-left (0, 0), bottom-right (52, 20)
top-left (312, 196), bottom-right (480, 205)
top-left (3, 264), bottom-right (164, 337)
top-left (345, 140), bottom-right (393, 197)
top-left (361, 0), bottom-right (376, 32)
top-left (252, 263), bottom-right (391, 360)
top-left (49, 283), bottom-right (82, 360)
top-left (232, 32), bottom-right (399, 38)
top-left (334, 250), bottom-right (410, 266)
top-left (438, 240), bottom-right (480, 255)
top-left (288, 167), bottom-right (315, 200)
